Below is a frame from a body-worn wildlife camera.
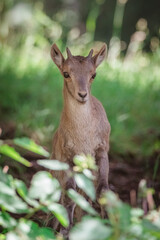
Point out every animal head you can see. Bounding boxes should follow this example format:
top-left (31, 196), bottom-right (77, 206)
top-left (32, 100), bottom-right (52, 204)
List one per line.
top-left (51, 44), bottom-right (107, 103)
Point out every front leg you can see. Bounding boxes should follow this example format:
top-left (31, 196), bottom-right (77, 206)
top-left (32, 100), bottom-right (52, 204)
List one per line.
top-left (60, 176), bottom-right (76, 239)
top-left (96, 148), bottom-right (109, 197)
top-left (95, 148), bottom-right (109, 218)
top-left (64, 177), bottom-right (76, 226)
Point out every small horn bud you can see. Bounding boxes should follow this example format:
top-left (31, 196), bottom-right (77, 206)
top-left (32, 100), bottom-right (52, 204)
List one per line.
top-left (87, 49), bottom-right (93, 59)
top-left (66, 47), bottom-right (72, 59)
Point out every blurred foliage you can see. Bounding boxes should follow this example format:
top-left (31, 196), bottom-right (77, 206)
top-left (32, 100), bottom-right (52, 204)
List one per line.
top-left (0, 143), bottom-right (160, 240)
top-left (0, 0), bottom-right (159, 51)
top-left (0, 137), bottom-right (50, 166)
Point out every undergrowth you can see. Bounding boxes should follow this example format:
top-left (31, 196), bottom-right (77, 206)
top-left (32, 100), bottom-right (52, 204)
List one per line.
top-left (0, 138), bottom-right (160, 240)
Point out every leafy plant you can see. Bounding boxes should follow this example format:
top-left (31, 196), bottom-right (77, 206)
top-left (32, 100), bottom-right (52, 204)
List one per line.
top-left (0, 139), bottom-right (160, 240)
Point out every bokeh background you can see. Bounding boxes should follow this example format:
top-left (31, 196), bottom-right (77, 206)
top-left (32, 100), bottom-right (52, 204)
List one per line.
top-left (0, 0), bottom-right (160, 201)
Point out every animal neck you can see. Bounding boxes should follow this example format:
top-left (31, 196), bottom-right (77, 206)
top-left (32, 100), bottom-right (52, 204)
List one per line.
top-left (62, 81), bottom-right (92, 125)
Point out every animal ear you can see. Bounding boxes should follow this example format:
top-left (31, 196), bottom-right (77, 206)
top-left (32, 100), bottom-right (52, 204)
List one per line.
top-left (92, 44), bottom-right (107, 68)
top-left (51, 44), bottom-right (65, 70)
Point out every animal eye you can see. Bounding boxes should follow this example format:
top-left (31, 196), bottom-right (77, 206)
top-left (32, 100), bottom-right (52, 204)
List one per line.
top-left (92, 73), bottom-right (96, 79)
top-left (63, 72), bottom-right (70, 78)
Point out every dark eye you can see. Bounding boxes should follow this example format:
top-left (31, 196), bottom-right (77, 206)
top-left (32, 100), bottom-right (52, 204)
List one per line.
top-left (92, 73), bottom-right (96, 79)
top-left (63, 72), bottom-right (70, 78)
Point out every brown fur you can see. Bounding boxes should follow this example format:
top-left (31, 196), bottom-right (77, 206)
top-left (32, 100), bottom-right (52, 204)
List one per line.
top-left (50, 43), bottom-right (111, 230)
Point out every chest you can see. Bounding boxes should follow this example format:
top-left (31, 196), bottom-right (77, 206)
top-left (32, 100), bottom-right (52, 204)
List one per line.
top-left (59, 99), bottom-right (108, 158)
top-left (62, 118), bottom-right (102, 157)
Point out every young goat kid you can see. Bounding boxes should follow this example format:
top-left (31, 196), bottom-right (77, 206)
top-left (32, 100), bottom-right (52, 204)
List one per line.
top-left (51, 43), bottom-right (110, 229)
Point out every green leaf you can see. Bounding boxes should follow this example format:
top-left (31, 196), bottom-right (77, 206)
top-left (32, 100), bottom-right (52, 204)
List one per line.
top-left (0, 211), bottom-right (17, 228)
top-left (14, 179), bottom-right (39, 208)
top-left (83, 169), bottom-right (95, 180)
top-left (0, 168), bottom-right (14, 188)
top-left (48, 203), bottom-right (69, 227)
top-left (0, 144), bottom-right (31, 167)
top-left (70, 217), bottom-right (112, 240)
top-left (0, 192), bottom-right (28, 214)
top-left (28, 171), bottom-right (61, 203)
top-left (74, 173), bottom-right (96, 201)
top-left (143, 219), bottom-right (160, 232)
top-left (17, 220), bottom-right (39, 238)
top-left (0, 174), bottom-right (28, 214)
top-left (131, 208), bottom-right (144, 218)
top-left (119, 203), bottom-right (131, 230)
top-left (0, 182), bottom-right (15, 196)
top-left (38, 227), bottom-right (56, 239)
top-left (67, 189), bottom-right (97, 216)
top-left (104, 191), bottom-right (132, 232)
top-left (6, 232), bottom-right (20, 240)
top-left (129, 223), bottom-right (143, 237)
top-left (37, 159), bottom-right (69, 171)
top-left (14, 138), bottom-right (50, 157)
top-left (7, 219), bottom-right (56, 240)
top-left (105, 190), bottom-right (122, 209)
top-left (14, 179), bottom-right (28, 197)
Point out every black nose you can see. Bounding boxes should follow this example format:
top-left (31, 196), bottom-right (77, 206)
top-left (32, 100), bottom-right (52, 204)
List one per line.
top-left (78, 92), bottom-right (87, 98)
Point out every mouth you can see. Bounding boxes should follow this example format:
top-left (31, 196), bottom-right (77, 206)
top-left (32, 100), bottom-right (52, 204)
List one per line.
top-left (77, 98), bottom-right (87, 104)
